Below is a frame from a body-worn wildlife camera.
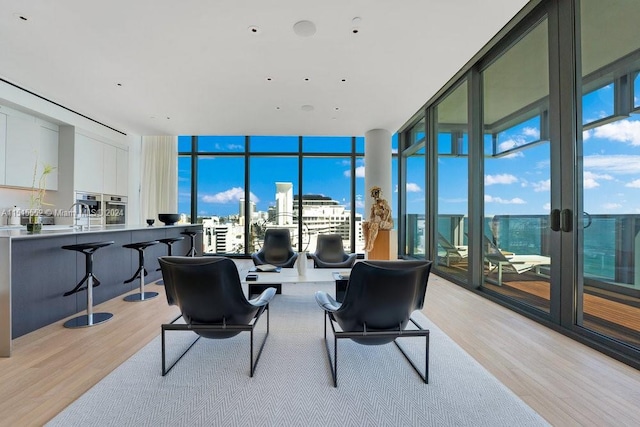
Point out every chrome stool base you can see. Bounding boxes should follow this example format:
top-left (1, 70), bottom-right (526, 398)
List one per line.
top-left (63, 312), bottom-right (113, 328)
top-left (123, 291), bottom-right (159, 302)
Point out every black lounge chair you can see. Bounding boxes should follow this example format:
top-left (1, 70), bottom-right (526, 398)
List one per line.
top-left (158, 256), bottom-right (276, 376)
top-left (252, 228), bottom-right (298, 268)
top-left (315, 259), bottom-right (432, 387)
top-left (309, 234), bottom-right (357, 269)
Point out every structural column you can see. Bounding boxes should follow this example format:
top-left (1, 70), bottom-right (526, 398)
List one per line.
top-left (364, 129), bottom-right (396, 260)
top-left (364, 128), bottom-right (392, 214)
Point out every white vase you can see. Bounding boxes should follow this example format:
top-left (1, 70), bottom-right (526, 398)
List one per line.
top-left (297, 251), bottom-right (307, 276)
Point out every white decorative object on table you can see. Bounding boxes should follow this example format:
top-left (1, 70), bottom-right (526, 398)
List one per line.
top-left (297, 251), bottom-right (307, 276)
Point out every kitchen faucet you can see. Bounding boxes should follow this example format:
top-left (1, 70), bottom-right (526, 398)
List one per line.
top-left (69, 202), bottom-right (91, 230)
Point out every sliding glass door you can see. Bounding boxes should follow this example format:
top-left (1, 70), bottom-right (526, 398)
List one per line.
top-left (480, 18), bottom-right (552, 313)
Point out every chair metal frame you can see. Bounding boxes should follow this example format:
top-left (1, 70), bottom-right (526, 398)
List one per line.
top-left (321, 309), bottom-right (429, 387)
top-left (161, 303), bottom-right (270, 377)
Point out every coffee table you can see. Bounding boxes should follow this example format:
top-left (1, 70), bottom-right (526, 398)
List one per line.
top-left (240, 267), bottom-right (351, 301)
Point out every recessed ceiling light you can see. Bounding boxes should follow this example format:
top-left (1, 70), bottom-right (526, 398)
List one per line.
top-left (293, 20), bottom-right (316, 37)
top-left (248, 25), bottom-right (260, 34)
top-left (301, 105), bottom-right (314, 112)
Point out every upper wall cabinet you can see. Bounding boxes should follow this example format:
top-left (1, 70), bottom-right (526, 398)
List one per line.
top-left (3, 108), bottom-right (58, 190)
top-left (74, 133), bottom-right (105, 194)
top-left (74, 132), bottom-right (129, 196)
top-left (116, 147), bottom-right (129, 196)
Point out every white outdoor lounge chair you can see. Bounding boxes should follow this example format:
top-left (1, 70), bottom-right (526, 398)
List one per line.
top-left (484, 237), bottom-right (550, 286)
top-left (437, 233), bottom-right (468, 267)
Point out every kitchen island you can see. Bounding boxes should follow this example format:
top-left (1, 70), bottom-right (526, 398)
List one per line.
top-left (0, 223), bottom-right (203, 357)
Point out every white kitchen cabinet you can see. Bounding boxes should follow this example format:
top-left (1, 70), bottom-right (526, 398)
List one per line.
top-left (4, 113), bottom-right (38, 188)
top-left (74, 133), bottom-right (104, 193)
top-left (38, 123), bottom-right (59, 190)
top-left (2, 109), bottom-right (58, 190)
top-left (116, 148), bottom-right (129, 196)
top-left (103, 143), bottom-right (117, 195)
top-left (0, 113), bottom-right (6, 185)
top-left (74, 132), bottom-right (129, 197)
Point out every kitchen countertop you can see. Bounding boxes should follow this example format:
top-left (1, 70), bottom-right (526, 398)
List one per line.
top-left (0, 223), bottom-right (200, 239)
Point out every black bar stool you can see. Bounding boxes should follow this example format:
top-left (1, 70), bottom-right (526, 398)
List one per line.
top-left (123, 240), bottom-right (160, 301)
top-left (181, 230), bottom-right (202, 257)
top-left (62, 240), bottom-right (115, 328)
top-left (155, 236), bottom-right (184, 285)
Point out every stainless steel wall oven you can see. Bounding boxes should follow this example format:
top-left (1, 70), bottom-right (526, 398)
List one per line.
top-left (104, 195), bottom-right (127, 225)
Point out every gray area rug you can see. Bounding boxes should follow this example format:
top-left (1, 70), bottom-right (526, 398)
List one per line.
top-left (48, 283), bottom-right (548, 426)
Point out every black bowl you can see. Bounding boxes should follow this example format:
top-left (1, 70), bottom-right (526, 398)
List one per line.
top-left (158, 213), bottom-right (180, 226)
top-left (146, 219), bottom-right (155, 226)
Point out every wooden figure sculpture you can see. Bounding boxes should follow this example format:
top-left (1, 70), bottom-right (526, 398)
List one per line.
top-left (363, 186), bottom-right (393, 252)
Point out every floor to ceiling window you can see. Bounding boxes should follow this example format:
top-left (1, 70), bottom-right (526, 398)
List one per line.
top-left (404, 119), bottom-right (426, 256)
top-left (178, 135), bottom-right (383, 256)
top-left (577, 0), bottom-right (640, 348)
top-left (480, 18), bottom-right (551, 313)
top-left (435, 81), bottom-right (469, 283)
top-left (302, 136), bottom-right (355, 253)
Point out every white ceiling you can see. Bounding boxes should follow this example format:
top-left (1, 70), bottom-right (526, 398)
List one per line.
top-left (0, 0), bottom-right (530, 137)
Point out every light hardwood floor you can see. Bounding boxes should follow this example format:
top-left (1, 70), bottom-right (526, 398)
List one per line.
top-left (1, 263), bottom-right (639, 426)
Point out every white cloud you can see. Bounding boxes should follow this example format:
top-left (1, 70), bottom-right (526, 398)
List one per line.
top-left (583, 170), bottom-right (614, 189)
top-left (592, 119), bottom-right (640, 146)
top-left (602, 203), bottom-right (622, 210)
top-left (201, 187), bottom-right (259, 204)
top-left (522, 127), bottom-right (540, 138)
top-left (625, 179), bottom-right (640, 188)
top-left (532, 179), bottom-right (550, 192)
top-left (355, 165), bottom-right (365, 178)
top-left (543, 202), bottom-right (551, 211)
top-left (485, 174), bottom-right (518, 185)
top-left (484, 195), bottom-right (526, 204)
top-left (584, 154), bottom-right (640, 175)
top-left (406, 182), bottom-right (422, 192)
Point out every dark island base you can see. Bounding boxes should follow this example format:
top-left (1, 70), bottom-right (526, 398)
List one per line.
top-left (11, 225), bottom-right (203, 338)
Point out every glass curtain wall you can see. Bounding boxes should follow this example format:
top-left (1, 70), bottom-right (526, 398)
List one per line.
top-left (480, 19), bottom-right (552, 313)
top-left (398, 0), bottom-right (640, 367)
top-left (577, 0), bottom-right (640, 348)
top-left (178, 135), bottom-right (378, 256)
top-left (435, 81), bottom-right (469, 283)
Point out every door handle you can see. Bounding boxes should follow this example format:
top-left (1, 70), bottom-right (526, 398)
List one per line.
top-left (550, 209), bottom-right (560, 231)
top-left (561, 209), bottom-right (572, 232)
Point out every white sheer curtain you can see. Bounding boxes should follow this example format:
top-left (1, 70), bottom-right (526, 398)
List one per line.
top-left (140, 136), bottom-right (178, 224)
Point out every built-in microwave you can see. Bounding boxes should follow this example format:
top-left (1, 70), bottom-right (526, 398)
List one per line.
top-left (104, 195), bottom-right (127, 225)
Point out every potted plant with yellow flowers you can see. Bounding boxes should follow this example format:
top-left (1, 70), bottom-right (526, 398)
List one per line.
top-left (27, 160), bottom-right (56, 234)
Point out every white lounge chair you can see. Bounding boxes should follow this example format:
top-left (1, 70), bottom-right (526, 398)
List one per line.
top-left (438, 233), bottom-right (468, 267)
top-left (484, 237), bottom-right (550, 286)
